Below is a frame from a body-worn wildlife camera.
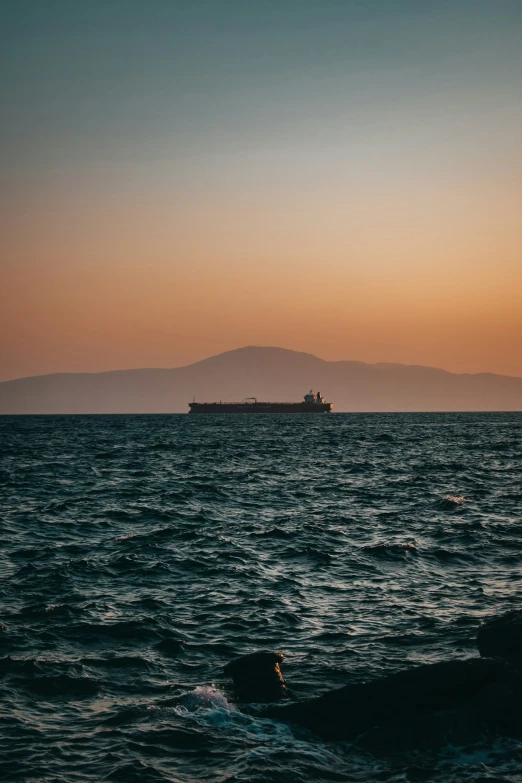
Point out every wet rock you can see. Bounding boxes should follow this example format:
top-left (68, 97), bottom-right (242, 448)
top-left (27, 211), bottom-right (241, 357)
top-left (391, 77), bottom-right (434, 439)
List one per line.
top-left (223, 610), bottom-right (522, 751)
top-left (266, 656), bottom-right (522, 751)
top-left (224, 651), bottom-right (286, 702)
top-left (477, 610), bottom-right (522, 670)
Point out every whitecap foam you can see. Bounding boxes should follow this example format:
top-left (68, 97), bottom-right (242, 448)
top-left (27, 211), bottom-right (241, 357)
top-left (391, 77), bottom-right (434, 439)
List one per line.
top-left (443, 495), bottom-right (467, 505)
top-left (176, 685), bottom-right (232, 713)
top-left (174, 687), bottom-right (301, 739)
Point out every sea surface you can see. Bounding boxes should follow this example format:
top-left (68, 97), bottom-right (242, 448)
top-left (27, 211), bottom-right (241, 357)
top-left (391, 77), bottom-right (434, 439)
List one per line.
top-left (1, 412), bottom-right (522, 783)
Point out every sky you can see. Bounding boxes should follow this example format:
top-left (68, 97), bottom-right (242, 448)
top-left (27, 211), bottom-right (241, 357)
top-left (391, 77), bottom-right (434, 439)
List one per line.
top-left (2, 0), bottom-right (522, 381)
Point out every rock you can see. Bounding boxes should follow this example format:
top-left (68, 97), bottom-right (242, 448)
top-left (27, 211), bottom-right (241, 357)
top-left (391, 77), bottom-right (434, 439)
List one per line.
top-left (266, 657), bottom-right (522, 751)
top-left (222, 610), bottom-right (522, 751)
top-left (224, 651), bottom-right (286, 702)
top-left (477, 610), bottom-right (522, 670)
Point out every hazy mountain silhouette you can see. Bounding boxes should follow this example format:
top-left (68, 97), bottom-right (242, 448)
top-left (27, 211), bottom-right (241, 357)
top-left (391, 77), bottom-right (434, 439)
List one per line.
top-left (1, 346), bottom-right (521, 413)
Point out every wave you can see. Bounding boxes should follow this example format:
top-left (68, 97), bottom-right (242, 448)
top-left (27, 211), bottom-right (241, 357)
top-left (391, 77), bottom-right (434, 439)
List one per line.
top-left (105, 760), bottom-right (171, 781)
top-left (155, 638), bottom-right (186, 657)
top-left (133, 726), bottom-right (207, 749)
top-left (82, 655), bottom-right (154, 670)
top-left (375, 433), bottom-right (396, 442)
top-left (70, 619), bottom-right (165, 642)
top-left (362, 541), bottom-right (418, 556)
top-left (252, 527), bottom-right (294, 538)
top-left (20, 674), bottom-right (100, 698)
top-left (176, 685), bottom-right (233, 714)
top-left (437, 495), bottom-right (468, 509)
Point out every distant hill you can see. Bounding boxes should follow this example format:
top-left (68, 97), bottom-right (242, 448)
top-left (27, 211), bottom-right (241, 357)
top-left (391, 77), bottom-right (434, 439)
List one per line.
top-left (1, 346), bottom-right (521, 413)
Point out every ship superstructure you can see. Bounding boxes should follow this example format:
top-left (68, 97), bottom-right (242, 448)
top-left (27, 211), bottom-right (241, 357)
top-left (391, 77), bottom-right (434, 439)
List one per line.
top-left (188, 390), bottom-right (332, 414)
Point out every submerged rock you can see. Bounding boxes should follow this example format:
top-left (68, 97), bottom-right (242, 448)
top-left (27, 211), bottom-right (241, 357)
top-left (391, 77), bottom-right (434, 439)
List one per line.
top-left (477, 609), bottom-right (522, 670)
top-left (223, 651), bottom-right (286, 702)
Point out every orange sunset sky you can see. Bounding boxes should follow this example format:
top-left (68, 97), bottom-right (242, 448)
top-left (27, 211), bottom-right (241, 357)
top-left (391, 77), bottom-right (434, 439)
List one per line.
top-left (2, 1), bottom-right (522, 382)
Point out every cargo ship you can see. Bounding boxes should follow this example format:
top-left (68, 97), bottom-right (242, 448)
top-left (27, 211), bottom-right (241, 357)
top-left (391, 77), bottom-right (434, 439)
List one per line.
top-left (188, 390), bottom-right (332, 414)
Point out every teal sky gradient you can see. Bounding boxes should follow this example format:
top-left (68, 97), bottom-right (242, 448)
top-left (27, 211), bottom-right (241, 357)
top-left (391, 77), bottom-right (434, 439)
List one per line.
top-left (4, 1), bottom-right (522, 178)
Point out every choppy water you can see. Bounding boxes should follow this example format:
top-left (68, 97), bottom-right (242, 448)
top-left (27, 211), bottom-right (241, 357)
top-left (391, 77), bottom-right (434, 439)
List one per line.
top-left (1, 412), bottom-right (522, 782)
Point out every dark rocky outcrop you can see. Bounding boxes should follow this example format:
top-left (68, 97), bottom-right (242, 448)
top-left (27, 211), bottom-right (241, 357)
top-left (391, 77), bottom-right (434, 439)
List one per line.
top-left (223, 611), bottom-right (522, 752)
top-left (477, 609), bottom-right (522, 670)
top-left (267, 657), bottom-right (522, 751)
top-left (223, 651), bottom-right (286, 702)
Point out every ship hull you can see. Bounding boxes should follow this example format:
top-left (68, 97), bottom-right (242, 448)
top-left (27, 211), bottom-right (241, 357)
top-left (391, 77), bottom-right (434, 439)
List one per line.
top-left (188, 402), bottom-right (332, 414)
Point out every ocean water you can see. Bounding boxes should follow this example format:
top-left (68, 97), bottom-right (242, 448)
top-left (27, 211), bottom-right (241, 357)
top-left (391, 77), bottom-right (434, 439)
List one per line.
top-left (1, 412), bottom-right (521, 783)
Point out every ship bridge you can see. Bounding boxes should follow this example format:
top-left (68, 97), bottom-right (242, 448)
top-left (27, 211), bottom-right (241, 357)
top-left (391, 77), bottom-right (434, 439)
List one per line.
top-left (304, 390), bottom-right (326, 404)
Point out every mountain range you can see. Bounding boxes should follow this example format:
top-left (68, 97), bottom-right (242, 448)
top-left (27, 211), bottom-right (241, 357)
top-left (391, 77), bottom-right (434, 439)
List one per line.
top-left (1, 346), bottom-right (521, 414)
